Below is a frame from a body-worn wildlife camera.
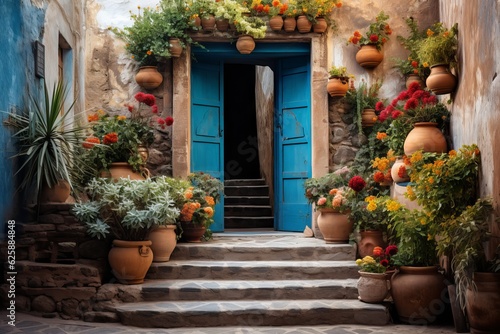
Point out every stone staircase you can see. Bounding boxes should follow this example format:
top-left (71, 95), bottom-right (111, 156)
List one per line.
top-left (110, 233), bottom-right (390, 328)
top-left (224, 179), bottom-right (274, 228)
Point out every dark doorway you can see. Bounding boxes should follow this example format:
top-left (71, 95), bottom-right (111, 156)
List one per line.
top-left (224, 64), bottom-right (260, 180)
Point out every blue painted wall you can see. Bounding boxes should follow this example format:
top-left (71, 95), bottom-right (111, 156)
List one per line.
top-left (0, 1), bottom-right (45, 238)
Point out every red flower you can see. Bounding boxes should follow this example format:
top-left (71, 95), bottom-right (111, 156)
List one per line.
top-left (165, 116), bottom-right (174, 126)
top-left (385, 245), bottom-right (398, 256)
top-left (398, 165), bottom-right (408, 179)
top-left (391, 110), bottom-right (403, 119)
top-left (127, 104), bottom-right (134, 112)
top-left (351, 37), bottom-right (359, 44)
top-left (404, 98), bottom-right (418, 110)
top-left (373, 171), bottom-right (385, 183)
top-left (82, 136), bottom-right (100, 149)
top-left (157, 118), bottom-right (165, 125)
top-left (348, 175), bottom-right (366, 192)
top-left (378, 109), bottom-right (389, 122)
top-left (380, 259), bottom-right (389, 267)
top-left (135, 92), bottom-right (156, 106)
top-left (103, 132), bottom-right (118, 145)
top-left (369, 34), bottom-right (379, 43)
top-left (375, 101), bottom-right (385, 112)
top-left (134, 92), bottom-right (145, 102)
top-left (397, 91), bottom-right (410, 101)
top-left (151, 105), bottom-right (158, 114)
top-left (407, 81), bottom-right (421, 94)
top-left (411, 60), bottom-right (418, 68)
top-left (411, 90), bottom-right (425, 100)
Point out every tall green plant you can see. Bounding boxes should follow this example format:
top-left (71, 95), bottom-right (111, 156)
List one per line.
top-left (4, 81), bottom-right (88, 196)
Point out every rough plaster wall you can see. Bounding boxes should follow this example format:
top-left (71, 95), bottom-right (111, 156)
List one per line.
top-left (328, 0), bottom-right (440, 171)
top-left (439, 0), bottom-right (500, 253)
top-left (255, 66), bottom-right (274, 203)
top-left (84, 0), bottom-right (172, 176)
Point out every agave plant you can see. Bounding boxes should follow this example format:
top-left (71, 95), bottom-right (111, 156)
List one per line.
top-left (4, 81), bottom-right (89, 200)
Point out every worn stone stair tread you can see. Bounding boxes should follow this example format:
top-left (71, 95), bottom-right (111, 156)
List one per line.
top-left (140, 278), bottom-right (359, 300)
top-left (115, 299), bottom-right (390, 327)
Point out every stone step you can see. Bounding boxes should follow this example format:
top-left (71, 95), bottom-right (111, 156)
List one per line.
top-left (224, 196), bottom-right (270, 206)
top-left (147, 260), bottom-right (359, 280)
top-left (225, 185), bottom-right (269, 196)
top-left (224, 216), bottom-right (275, 228)
top-left (170, 233), bottom-right (355, 261)
top-left (224, 205), bottom-right (273, 217)
top-left (140, 279), bottom-right (359, 301)
top-left (224, 179), bottom-right (266, 186)
top-left (115, 299), bottom-right (390, 328)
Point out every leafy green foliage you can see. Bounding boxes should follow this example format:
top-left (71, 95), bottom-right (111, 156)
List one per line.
top-left (345, 80), bottom-right (382, 135)
top-left (417, 22), bottom-right (458, 68)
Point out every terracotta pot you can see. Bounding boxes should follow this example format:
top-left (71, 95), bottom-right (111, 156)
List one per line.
top-left (296, 15), bottom-right (312, 33)
top-left (191, 16), bottom-right (201, 29)
top-left (316, 208), bottom-right (353, 243)
top-left (426, 64), bottom-right (457, 95)
top-left (180, 221), bottom-right (206, 243)
top-left (403, 122), bottom-right (447, 156)
top-left (215, 18), bottom-right (229, 32)
top-left (148, 225), bottom-right (177, 262)
top-left (108, 240), bottom-right (153, 284)
top-left (137, 145), bottom-right (149, 164)
top-left (236, 35), bottom-right (256, 55)
top-left (358, 230), bottom-right (386, 258)
top-left (361, 108), bottom-right (377, 127)
top-left (406, 74), bottom-right (425, 89)
top-left (358, 271), bottom-right (389, 303)
top-left (391, 158), bottom-right (410, 183)
top-left (355, 44), bottom-right (384, 69)
top-left (391, 266), bottom-right (447, 324)
top-left (201, 14), bottom-right (216, 32)
top-left (40, 180), bottom-right (71, 203)
top-left (283, 16), bottom-right (297, 32)
top-left (105, 162), bottom-right (146, 181)
top-left (269, 15), bottom-right (284, 32)
top-left (326, 77), bottom-right (349, 97)
top-left (313, 17), bottom-right (328, 33)
top-left (135, 66), bottom-right (163, 90)
top-left (169, 38), bottom-right (183, 58)
top-left (465, 272), bottom-right (500, 334)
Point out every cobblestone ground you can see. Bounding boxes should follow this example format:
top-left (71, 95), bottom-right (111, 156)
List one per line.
top-left (0, 311), bottom-right (457, 334)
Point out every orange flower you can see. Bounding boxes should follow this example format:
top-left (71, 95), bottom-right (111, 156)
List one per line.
top-left (373, 171), bottom-right (385, 183)
top-left (426, 29), bottom-right (434, 37)
top-left (353, 30), bottom-right (361, 38)
top-left (87, 113), bottom-right (99, 122)
top-left (336, 2), bottom-right (342, 7)
top-left (117, 115), bottom-right (127, 121)
top-left (82, 136), bottom-right (100, 149)
top-left (103, 132), bottom-right (118, 145)
top-left (184, 190), bottom-right (193, 199)
top-left (205, 196), bottom-right (215, 206)
top-left (204, 207), bottom-right (214, 217)
top-left (329, 188), bottom-right (338, 196)
top-left (376, 132), bottom-right (387, 140)
top-left (272, 0), bottom-right (280, 7)
top-left (373, 246), bottom-right (383, 257)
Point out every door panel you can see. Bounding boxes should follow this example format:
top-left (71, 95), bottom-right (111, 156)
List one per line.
top-left (275, 56), bottom-right (312, 232)
top-left (191, 61), bottom-right (224, 232)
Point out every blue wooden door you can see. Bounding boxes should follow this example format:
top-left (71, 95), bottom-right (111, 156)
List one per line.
top-left (274, 56), bottom-right (312, 232)
top-left (191, 61), bottom-right (224, 232)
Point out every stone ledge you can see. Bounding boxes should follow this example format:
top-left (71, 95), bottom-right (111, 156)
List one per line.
top-left (21, 287), bottom-right (97, 302)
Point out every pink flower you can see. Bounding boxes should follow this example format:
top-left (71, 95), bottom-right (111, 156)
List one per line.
top-left (317, 197), bottom-right (327, 206)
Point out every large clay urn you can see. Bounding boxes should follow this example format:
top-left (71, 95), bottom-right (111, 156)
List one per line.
top-left (135, 66), bottom-right (163, 90)
top-left (108, 240), bottom-right (153, 284)
top-left (465, 272), bottom-right (500, 333)
top-left (355, 44), bottom-right (384, 69)
top-left (426, 64), bottom-right (457, 95)
top-left (403, 122), bottom-right (447, 155)
top-left (358, 230), bottom-right (386, 258)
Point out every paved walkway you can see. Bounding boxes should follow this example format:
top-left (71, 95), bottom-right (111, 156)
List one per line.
top-left (1, 311), bottom-right (457, 334)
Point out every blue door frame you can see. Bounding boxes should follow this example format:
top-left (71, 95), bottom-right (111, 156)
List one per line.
top-left (191, 42), bottom-right (312, 232)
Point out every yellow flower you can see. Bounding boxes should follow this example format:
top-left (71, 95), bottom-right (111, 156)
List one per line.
top-left (362, 256), bottom-right (376, 264)
top-left (427, 233), bottom-right (433, 240)
top-left (355, 259), bottom-right (363, 265)
top-left (410, 151), bottom-right (423, 163)
top-left (365, 196), bottom-right (376, 202)
top-left (97, 109), bottom-right (106, 116)
top-left (448, 150), bottom-right (457, 157)
top-left (405, 186), bottom-right (416, 200)
top-left (386, 200), bottom-right (401, 212)
top-left (367, 201), bottom-right (377, 212)
top-left (420, 218), bottom-right (427, 225)
top-left (117, 115), bottom-right (127, 121)
top-left (423, 62), bottom-right (429, 68)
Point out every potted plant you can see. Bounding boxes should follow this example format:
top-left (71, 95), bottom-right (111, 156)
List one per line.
top-left (345, 80), bottom-right (383, 134)
top-left (178, 172), bottom-right (223, 242)
top-left (378, 82), bottom-right (450, 156)
top-left (326, 65), bottom-right (352, 97)
top-left (347, 11), bottom-right (392, 68)
top-left (72, 177), bottom-right (180, 283)
top-left (282, 0), bottom-right (298, 32)
top-left (416, 22), bottom-right (459, 94)
top-left (3, 81), bottom-right (89, 205)
top-left (393, 17), bottom-right (430, 88)
top-left (356, 244), bottom-right (398, 303)
top-left (295, 0), bottom-right (341, 33)
top-left (235, 16), bottom-right (267, 54)
top-left (82, 92), bottom-right (171, 181)
top-left (214, 0), bottom-right (247, 32)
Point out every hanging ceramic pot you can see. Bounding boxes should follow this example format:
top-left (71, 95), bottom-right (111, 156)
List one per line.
top-left (284, 16), bottom-right (297, 32)
top-left (355, 44), bottom-right (384, 69)
top-left (169, 38), bottom-right (183, 58)
top-left (361, 108), bottom-right (377, 127)
top-left (358, 271), bottom-right (390, 303)
top-left (135, 66), bottom-right (163, 90)
top-left (316, 208), bottom-right (353, 243)
top-left (269, 15), bottom-right (284, 32)
top-left (215, 18), bottom-right (229, 32)
top-left (201, 14), bottom-right (216, 32)
top-left (296, 15), bottom-right (312, 33)
top-left (326, 77), bottom-right (349, 97)
top-left (426, 64), bottom-right (457, 95)
top-left (313, 16), bottom-right (328, 33)
top-left (406, 74), bottom-right (425, 89)
top-left (236, 35), bottom-right (256, 55)
top-left (403, 122), bottom-right (447, 156)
